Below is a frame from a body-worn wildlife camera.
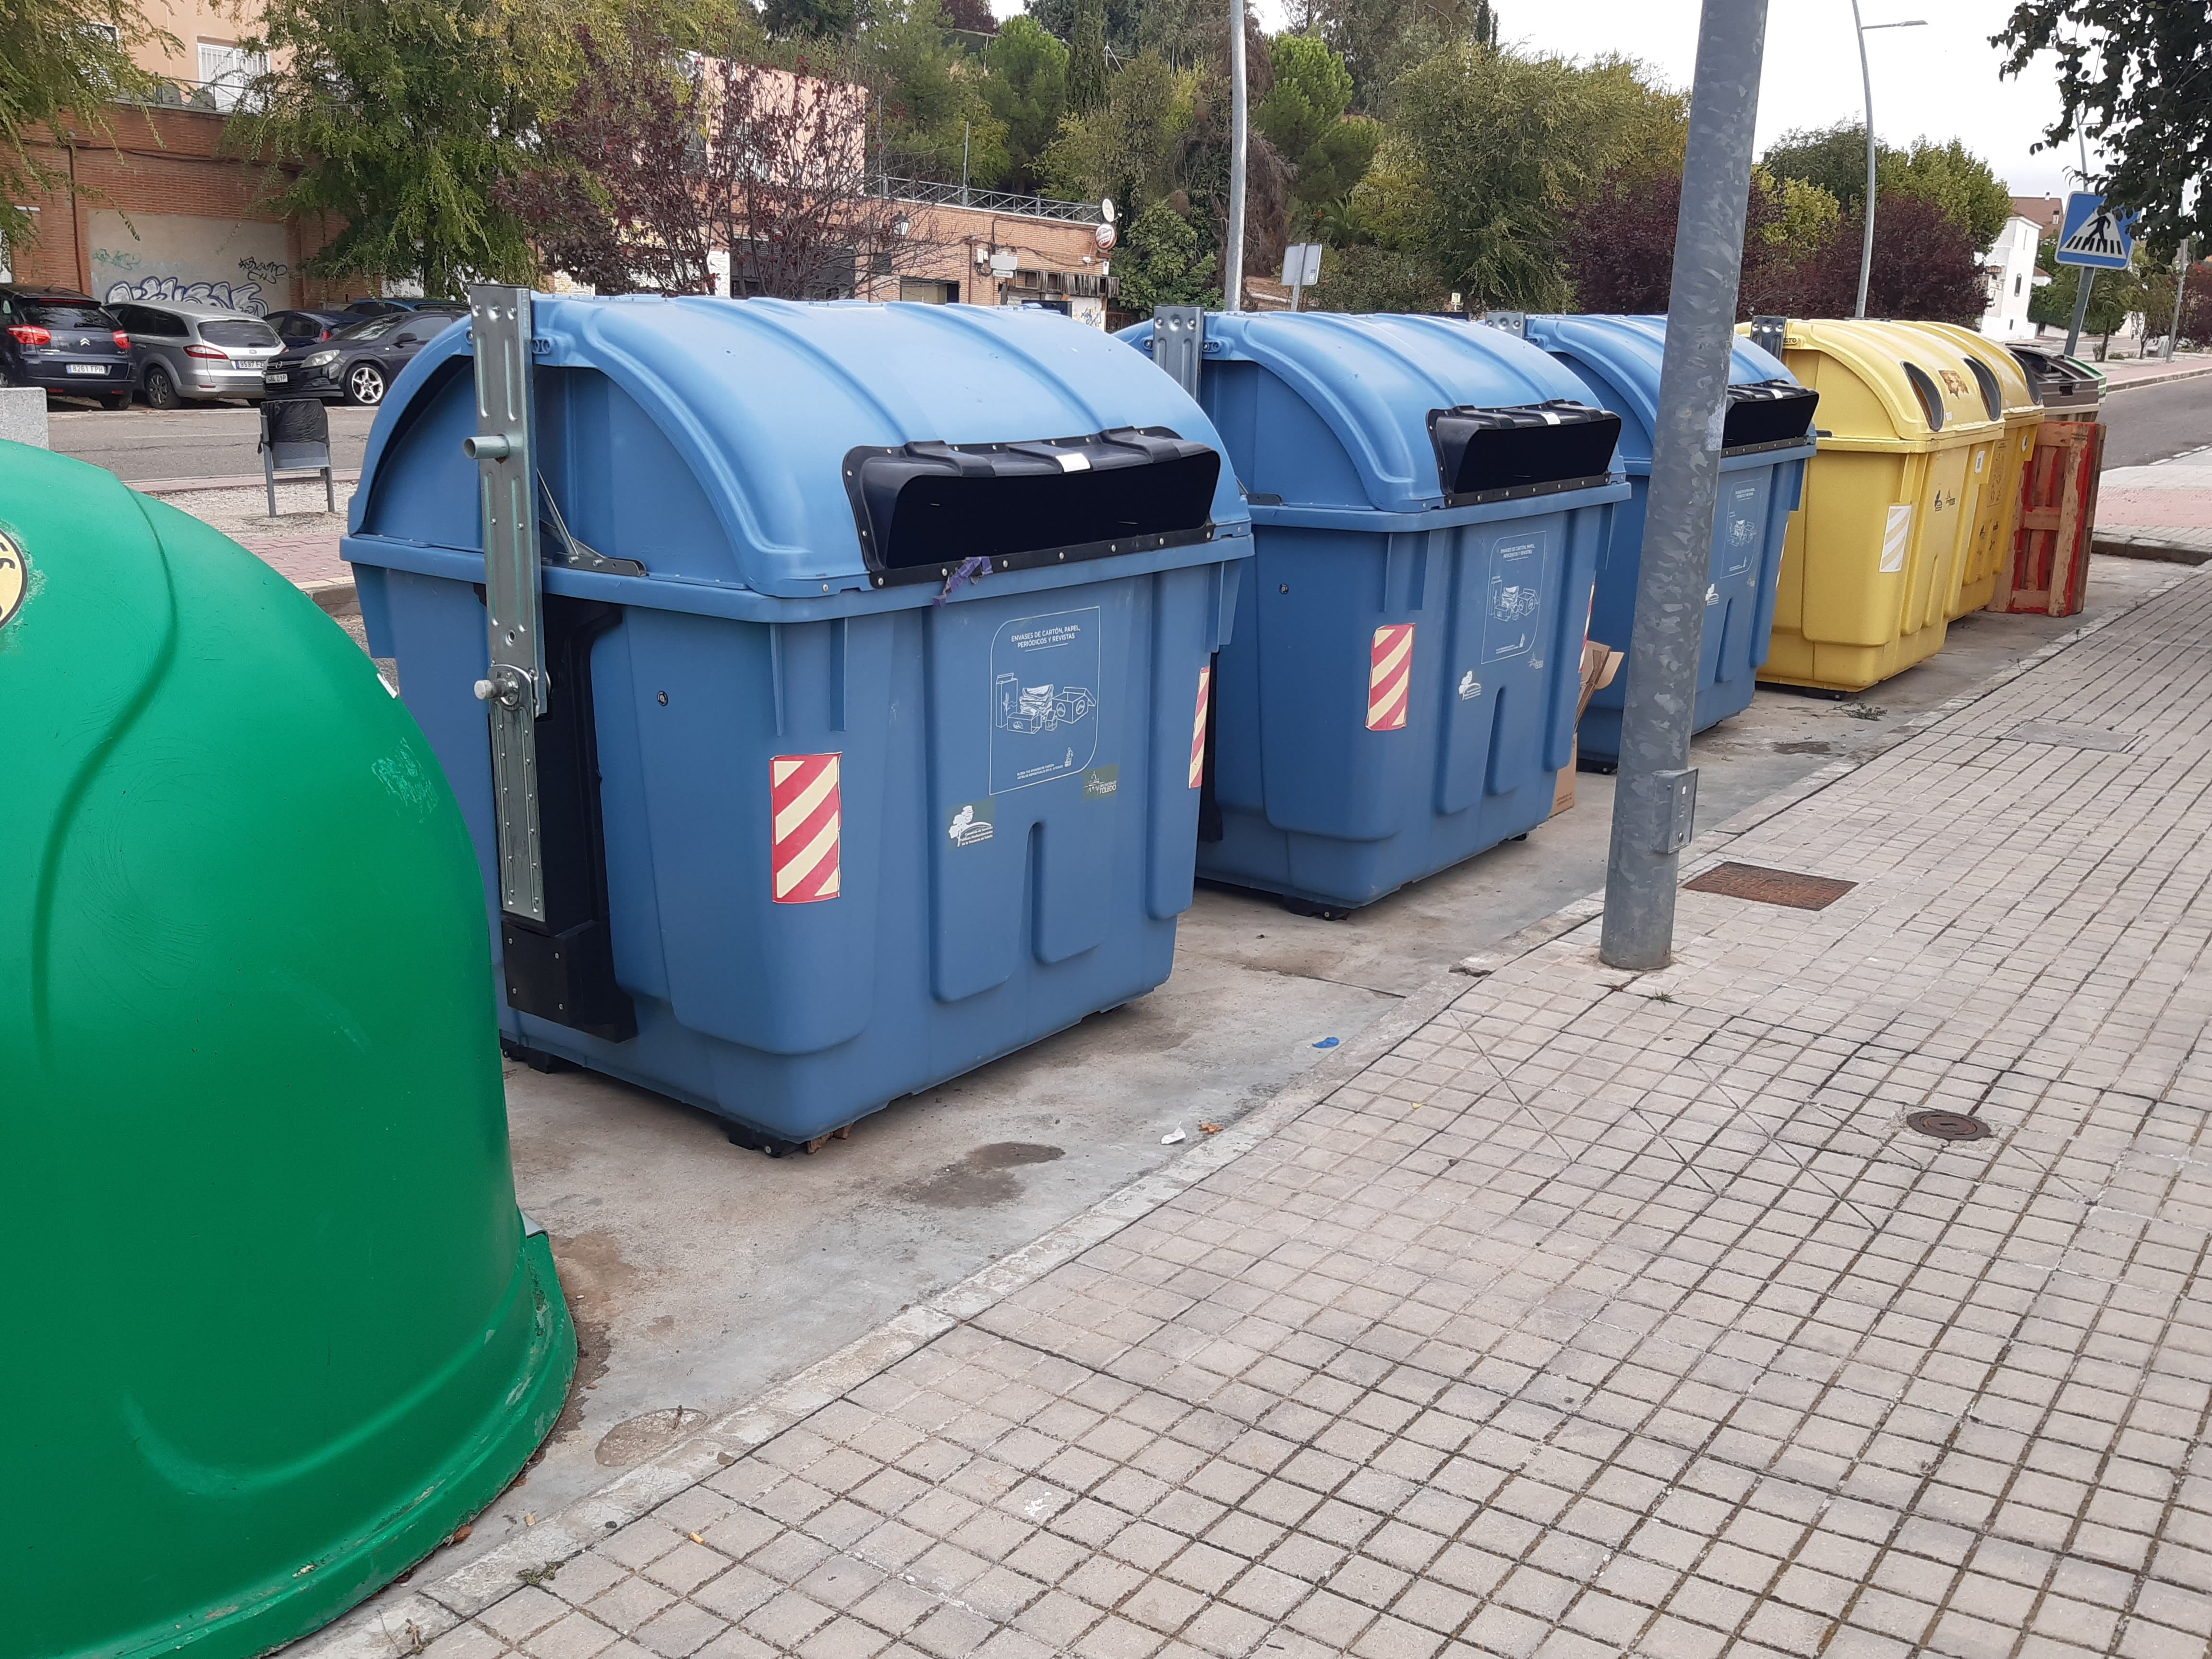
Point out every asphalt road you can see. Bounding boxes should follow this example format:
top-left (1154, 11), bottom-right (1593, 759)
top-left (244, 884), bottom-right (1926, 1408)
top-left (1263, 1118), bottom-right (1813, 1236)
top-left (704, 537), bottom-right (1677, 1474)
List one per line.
top-left (2098, 372), bottom-right (2212, 468)
top-left (46, 401), bottom-right (380, 481)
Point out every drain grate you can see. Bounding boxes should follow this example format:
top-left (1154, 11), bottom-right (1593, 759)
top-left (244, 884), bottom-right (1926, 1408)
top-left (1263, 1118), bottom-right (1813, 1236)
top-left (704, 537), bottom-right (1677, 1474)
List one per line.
top-left (2003, 719), bottom-right (2138, 753)
top-left (1907, 1110), bottom-right (1991, 1142)
top-left (1683, 862), bottom-right (1857, 911)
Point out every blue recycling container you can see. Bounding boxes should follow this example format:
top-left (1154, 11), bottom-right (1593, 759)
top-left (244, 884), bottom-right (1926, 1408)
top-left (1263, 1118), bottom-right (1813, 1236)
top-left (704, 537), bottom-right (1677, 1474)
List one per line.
top-left (1524, 316), bottom-right (1818, 765)
top-left (345, 296), bottom-right (1250, 1151)
top-left (1119, 312), bottom-right (1629, 914)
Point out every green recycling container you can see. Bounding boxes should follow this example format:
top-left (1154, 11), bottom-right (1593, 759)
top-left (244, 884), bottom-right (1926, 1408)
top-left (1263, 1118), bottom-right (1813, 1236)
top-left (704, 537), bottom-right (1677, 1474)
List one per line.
top-left (0, 442), bottom-right (574, 1659)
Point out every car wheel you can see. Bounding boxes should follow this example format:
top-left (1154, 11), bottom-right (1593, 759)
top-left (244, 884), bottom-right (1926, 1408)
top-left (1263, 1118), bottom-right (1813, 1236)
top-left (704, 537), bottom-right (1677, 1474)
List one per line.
top-left (142, 364), bottom-right (181, 410)
top-left (342, 361), bottom-right (386, 407)
top-left (99, 391), bottom-right (132, 411)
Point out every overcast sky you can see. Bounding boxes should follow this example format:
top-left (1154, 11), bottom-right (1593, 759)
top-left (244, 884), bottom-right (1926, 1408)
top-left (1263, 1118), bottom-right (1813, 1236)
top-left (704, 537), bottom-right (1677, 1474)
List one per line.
top-left (989, 0), bottom-right (2097, 199)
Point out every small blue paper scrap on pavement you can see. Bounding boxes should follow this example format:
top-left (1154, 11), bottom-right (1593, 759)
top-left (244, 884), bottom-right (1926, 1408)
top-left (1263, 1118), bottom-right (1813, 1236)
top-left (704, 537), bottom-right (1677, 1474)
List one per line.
top-left (1312, 1036), bottom-right (1340, 1049)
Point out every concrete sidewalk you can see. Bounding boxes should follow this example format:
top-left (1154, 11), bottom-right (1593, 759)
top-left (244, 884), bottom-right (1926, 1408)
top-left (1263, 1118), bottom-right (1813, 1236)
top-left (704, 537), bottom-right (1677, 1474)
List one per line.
top-left (2095, 449), bottom-right (2212, 564)
top-left (302, 568), bottom-right (2212, 1656)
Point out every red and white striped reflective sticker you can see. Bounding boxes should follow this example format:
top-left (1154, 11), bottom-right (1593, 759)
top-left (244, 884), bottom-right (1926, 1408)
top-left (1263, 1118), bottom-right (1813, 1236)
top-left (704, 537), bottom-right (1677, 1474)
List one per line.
top-left (1188, 666), bottom-right (1211, 789)
top-left (769, 753), bottom-right (842, 904)
top-left (1367, 624), bottom-right (1414, 731)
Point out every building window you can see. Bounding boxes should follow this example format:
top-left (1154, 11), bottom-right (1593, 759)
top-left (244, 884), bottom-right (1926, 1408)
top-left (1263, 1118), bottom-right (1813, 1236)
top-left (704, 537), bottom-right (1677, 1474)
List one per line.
top-left (899, 278), bottom-right (960, 304)
top-left (198, 42), bottom-right (268, 111)
top-left (2015, 276), bottom-right (2023, 297)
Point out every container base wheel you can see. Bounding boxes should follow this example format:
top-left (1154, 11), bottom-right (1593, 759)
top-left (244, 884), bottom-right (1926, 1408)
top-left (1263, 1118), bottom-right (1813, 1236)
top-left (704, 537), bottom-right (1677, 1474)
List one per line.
top-left (500, 1036), bottom-right (574, 1074)
top-left (1576, 757), bottom-right (1618, 776)
top-left (726, 1121), bottom-right (853, 1158)
top-left (1278, 894), bottom-right (1355, 922)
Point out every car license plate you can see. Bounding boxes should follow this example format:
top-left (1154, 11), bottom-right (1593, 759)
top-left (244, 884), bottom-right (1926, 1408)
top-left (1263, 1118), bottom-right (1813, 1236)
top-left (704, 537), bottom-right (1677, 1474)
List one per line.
top-left (265, 373), bottom-right (288, 384)
top-left (66, 363), bottom-right (108, 376)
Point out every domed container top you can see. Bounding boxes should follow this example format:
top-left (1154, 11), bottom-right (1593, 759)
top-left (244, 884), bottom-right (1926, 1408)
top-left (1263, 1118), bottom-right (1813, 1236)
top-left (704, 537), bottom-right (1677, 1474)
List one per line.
top-left (1117, 310), bottom-right (1630, 913)
top-left (1524, 314), bottom-right (1818, 764)
top-left (0, 443), bottom-right (573, 1659)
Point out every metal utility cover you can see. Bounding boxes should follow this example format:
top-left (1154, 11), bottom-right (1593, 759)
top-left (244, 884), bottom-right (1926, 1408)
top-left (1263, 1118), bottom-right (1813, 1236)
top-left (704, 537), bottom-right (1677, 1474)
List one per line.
top-left (1683, 861), bottom-right (1856, 910)
top-left (2004, 719), bottom-right (2138, 753)
top-left (1907, 1110), bottom-right (1992, 1142)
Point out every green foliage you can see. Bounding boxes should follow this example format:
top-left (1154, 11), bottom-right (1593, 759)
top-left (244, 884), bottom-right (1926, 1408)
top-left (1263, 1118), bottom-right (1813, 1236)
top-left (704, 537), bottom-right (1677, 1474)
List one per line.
top-left (1066, 0), bottom-right (1109, 115)
top-left (1353, 45), bottom-right (1686, 311)
top-left (762, 0), bottom-right (854, 37)
top-left (1762, 123), bottom-right (2010, 248)
top-left (1257, 34), bottom-right (1375, 230)
top-left (1115, 199), bottom-right (1217, 313)
top-left (866, 0), bottom-right (1008, 183)
top-left (980, 17), bottom-right (1068, 193)
top-left (1996, 0), bottom-right (2212, 252)
top-left (237, 0), bottom-right (574, 294)
top-left (1755, 168), bottom-right (1842, 251)
top-left (1043, 50), bottom-right (1196, 208)
top-left (0, 0), bottom-right (175, 250)
top-left (1301, 241), bottom-right (1449, 313)
top-left (2030, 238), bottom-right (2145, 348)
top-left (1312, 0), bottom-right (1488, 114)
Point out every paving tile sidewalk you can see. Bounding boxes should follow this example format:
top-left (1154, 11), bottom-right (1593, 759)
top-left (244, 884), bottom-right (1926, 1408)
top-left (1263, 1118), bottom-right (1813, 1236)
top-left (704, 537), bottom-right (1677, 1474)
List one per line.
top-left (321, 568), bottom-right (2212, 1659)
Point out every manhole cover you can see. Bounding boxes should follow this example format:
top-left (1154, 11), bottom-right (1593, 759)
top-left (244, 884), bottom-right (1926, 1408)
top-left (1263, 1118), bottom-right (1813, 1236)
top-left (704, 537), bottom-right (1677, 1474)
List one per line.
top-left (2003, 720), bottom-right (2138, 753)
top-left (1682, 862), bottom-right (1857, 911)
top-left (1907, 1110), bottom-right (1991, 1142)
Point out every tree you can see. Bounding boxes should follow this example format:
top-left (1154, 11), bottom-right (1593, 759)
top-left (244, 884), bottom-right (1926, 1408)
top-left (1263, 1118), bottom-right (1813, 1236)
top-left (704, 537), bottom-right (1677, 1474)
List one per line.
top-left (1996, 2), bottom-right (2212, 251)
top-left (238, 0), bottom-right (568, 294)
top-left (1558, 168), bottom-right (1804, 318)
top-left (1314, 0), bottom-right (1486, 114)
top-left (1045, 50), bottom-right (1197, 209)
top-left (1354, 45), bottom-right (1686, 311)
top-left (1802, 193), bottom-right (1990, 325)
top-left (866, 0), bottom-right (1008, 184)
top-left (763, 0), bottom-right (854, 38)
top-left (979, 18), bottom-right (1068, 196)
top-left (1, 0), bottom-right (173, 252)
top-left (938, 0), bottom-right (996, 32)
top-left (1302, 242), bottom-right (1449, 313)
top-left (1256, 34), bottom-right (1377, 231)
top-left (1115, 199), bottom-right (1216, 313)
top-left (1762, 123), bottom-right (2011, 249)
top-left (1066, 0), bottom-right (1109, 115)
top-left (2027, 240), bottom-right (2145, 356)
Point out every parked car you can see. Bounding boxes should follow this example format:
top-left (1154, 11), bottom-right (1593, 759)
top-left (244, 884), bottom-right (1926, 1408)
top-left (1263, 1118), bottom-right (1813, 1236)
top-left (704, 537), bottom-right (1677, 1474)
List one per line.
top-left (341, 297), bottom-right (472, 316)
top-left (264, 309), bottom-right (358, 348)
top-left (112, 301), bottom-right (285, 408)
top-left (261, 308), bottom-right (466, 406)
top-left (0, 286), bottom-right (136, 409)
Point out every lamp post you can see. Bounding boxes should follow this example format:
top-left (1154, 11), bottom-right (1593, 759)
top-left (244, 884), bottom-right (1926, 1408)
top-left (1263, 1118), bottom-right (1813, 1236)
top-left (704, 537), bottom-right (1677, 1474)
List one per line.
top-left (1223, 0), bottom-right (1248, 312)
top-left (1850, 6), bottom-right (1925, 319)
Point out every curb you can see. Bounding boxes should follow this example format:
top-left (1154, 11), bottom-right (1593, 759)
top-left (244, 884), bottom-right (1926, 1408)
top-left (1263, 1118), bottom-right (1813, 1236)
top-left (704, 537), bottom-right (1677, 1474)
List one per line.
top-left (137, 468), bottom-right (362, 497)
top-left (287, 560), bottom-right (2211, 1659)
top-left (2092, 534), bottom-right (2212, 566)
top-left (301, 578), bottom-right (361, 617)
top-left (2102, 361), bottom-right (2212, 395)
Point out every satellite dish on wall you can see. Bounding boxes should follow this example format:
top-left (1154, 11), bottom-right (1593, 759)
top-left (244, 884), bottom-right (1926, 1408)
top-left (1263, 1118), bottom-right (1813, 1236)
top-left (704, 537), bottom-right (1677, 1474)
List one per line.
top-left (1101, 198), bottom-right (1116, 224)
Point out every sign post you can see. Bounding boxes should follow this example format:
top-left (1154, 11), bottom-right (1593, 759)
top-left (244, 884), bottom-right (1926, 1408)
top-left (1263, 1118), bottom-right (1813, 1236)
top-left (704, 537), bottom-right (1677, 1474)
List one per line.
top-left (2054, 191), bottom-right (2138, 360)
top-left (1280, 243), bottom-right (1322, 312)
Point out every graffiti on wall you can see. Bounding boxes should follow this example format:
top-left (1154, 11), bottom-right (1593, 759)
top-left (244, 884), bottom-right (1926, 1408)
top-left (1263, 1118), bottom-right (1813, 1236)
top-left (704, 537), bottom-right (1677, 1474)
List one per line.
top-left (87, 212), bottom-right (291, 315)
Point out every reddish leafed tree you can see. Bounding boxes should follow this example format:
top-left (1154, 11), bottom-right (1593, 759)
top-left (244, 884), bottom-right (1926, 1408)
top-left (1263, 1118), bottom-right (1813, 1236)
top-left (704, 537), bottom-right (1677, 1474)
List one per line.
top-left (1800, 193), bottom-right (1991, 324)
top-left (1558, 172), bottom-right (1799, 318)
top-left (938, 0), bottom-right (997, 32)
top-left (501, 25), bottom-right (942, 300)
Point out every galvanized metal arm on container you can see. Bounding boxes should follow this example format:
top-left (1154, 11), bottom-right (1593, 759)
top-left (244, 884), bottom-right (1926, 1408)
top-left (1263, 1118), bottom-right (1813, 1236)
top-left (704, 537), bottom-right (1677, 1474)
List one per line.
top-left (466, 284), bottom-right (549, 926)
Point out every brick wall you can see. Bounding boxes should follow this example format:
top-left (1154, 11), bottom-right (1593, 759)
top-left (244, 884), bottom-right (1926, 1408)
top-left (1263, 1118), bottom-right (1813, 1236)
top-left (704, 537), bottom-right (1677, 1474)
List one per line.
top-left (7, 105), bottom-right (354, 309)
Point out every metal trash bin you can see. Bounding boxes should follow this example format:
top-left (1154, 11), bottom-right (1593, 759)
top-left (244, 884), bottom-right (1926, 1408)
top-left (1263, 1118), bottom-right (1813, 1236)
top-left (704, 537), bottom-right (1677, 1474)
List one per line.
top-left (2, 441), bottom-right (573, 1659)
top-left (2009, 346), bottom-right (2105, 413)
top-left (1525, 313), bottom-right (1817, 764)
top-left (1907, 323), bottom-right (2045, 615)
top-left (345, 292), bottom-right (1250, 1153)
top-left (1738, 318), bottom-right (2004, 693)
top-left (1121, 309), bottom-right (1626, 914)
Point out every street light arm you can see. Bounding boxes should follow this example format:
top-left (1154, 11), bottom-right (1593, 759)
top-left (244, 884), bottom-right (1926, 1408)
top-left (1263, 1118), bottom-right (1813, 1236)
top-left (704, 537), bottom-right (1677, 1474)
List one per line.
top-left (1850, 12), bottom-right (1926, 320)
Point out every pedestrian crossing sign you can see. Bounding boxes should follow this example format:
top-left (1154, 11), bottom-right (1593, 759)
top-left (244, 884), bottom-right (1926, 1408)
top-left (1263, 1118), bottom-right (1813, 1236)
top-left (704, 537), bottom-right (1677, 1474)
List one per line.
top-left (2056, 192), bottom-right (2138, 270)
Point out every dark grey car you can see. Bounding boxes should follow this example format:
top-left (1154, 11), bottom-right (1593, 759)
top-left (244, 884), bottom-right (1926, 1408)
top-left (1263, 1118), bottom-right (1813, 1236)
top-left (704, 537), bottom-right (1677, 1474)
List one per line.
top-left (114, 301), bottom-right (285, 408)
top-left (0, 288), bottom-right (136, 408)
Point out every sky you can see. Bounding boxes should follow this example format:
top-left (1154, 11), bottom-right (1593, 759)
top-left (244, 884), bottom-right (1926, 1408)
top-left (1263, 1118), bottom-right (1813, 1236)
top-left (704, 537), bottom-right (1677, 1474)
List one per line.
top-left (987, 0), bottom-right (2099, 200)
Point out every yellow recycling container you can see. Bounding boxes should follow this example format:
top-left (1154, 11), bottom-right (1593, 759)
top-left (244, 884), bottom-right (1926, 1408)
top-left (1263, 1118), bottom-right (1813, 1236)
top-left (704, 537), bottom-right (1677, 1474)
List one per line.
top-left (1743, 319), bottom-right (2005, 692)
top-left (1906, 322), bottom-right (2047, 616)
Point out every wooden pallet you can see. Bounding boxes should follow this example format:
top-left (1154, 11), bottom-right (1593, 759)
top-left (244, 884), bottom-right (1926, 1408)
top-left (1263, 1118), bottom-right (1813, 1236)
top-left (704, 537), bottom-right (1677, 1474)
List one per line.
top-left (1990, 418), bottom-right (2105, 616)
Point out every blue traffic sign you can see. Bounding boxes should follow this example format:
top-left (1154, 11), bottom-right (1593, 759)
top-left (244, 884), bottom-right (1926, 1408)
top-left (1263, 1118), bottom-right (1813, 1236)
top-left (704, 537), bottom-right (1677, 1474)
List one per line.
top-left (2055, 192), bottom-right (2138, 270)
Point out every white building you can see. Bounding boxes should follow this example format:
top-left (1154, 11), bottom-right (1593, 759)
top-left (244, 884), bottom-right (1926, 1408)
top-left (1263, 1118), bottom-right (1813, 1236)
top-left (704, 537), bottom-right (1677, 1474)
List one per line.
top-left (1979, 215), bottom-right (2046, 341)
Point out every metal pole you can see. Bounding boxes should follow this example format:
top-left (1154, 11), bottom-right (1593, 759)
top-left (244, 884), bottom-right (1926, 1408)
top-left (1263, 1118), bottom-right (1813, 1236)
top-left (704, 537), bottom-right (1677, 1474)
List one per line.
top-left (2065, 268), bottom-right (2094, 359)
top-left (2164, 238), bottom-right (2190, 361)
top-left (1599, 0), bottom-right (1769, 972)
top-left (1852, 0), bottom-right (1875, 319)
top-left (961, 122), bottom-right (971, 208)
top-left (1223, 0), bottom-right (1247, 313)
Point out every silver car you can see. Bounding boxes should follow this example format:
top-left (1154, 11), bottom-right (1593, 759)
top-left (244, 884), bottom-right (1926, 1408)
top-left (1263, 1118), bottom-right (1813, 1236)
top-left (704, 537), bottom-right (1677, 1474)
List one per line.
top-left (112, 300), bottom-right (285, 408)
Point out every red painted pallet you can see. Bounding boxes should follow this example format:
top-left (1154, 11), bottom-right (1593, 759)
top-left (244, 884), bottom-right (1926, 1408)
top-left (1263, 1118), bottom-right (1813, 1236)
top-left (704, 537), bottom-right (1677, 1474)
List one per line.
top-left (1991, 418), bottom-right (2105, 617)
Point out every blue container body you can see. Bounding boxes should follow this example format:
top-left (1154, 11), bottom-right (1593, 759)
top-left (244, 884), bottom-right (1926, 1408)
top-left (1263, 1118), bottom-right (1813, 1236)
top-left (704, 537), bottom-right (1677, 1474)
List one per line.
top-left (1121, 312), bottom-right (1627, 912)
top-left (345, 297), bottom-right (1250, 1144)
top-left (1524, 315), bottom-right (1815, 764)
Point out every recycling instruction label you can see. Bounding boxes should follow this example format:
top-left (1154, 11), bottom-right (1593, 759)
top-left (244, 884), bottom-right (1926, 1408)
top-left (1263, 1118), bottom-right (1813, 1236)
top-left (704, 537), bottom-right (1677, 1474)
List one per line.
top-left (991, 606), bottom-right (1101, 793)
